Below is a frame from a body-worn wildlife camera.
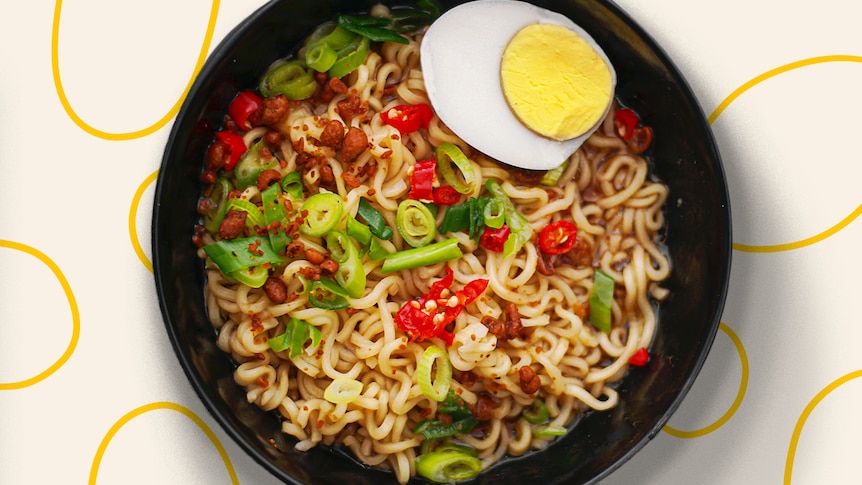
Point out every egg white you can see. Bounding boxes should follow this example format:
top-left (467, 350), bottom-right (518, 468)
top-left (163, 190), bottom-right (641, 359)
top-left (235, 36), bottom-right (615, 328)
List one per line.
top-left (420, 0), bottom-right (616, 171)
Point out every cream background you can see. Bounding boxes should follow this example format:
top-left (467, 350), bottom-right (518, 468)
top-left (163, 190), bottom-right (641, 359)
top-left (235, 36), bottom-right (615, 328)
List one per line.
top-left (1, 0), bottom-right (860, 484)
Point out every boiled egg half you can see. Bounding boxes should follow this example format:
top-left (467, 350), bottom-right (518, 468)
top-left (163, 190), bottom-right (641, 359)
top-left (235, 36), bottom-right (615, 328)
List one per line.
top-left (420, 0), bottom-right (616, 170)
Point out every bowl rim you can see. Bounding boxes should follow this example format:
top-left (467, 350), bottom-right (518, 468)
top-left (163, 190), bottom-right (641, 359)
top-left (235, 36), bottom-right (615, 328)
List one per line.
top-left (153, 0), bottom-right (732, 483)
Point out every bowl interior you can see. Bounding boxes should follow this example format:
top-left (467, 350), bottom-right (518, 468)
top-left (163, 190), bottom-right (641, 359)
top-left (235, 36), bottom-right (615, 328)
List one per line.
top-left (153, 1), bottom-right (732, 483)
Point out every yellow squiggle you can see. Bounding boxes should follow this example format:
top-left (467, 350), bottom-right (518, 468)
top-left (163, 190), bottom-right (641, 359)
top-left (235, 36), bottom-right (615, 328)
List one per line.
top-left (709, 55), bottom-right (862, 253)
top-left (89, 401), bottom-right (239, 485)
top-left (733, 204), bottom-right (862, 253)
top-left (0, 240), bottom-right (80, 390)
top-left (51, 0), bottom-right (220, 140)
top-left (663, 322), bottom-right (748, 438)
top-left (784, 369), bottom-right (862, 484)
top-left (130, 170), bottom-right (159, 273)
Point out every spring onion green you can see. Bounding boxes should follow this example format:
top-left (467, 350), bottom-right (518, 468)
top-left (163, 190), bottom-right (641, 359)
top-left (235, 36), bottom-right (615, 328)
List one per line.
top-left (417, 345), bottom-right (451, 402)
top-left (202, 236), bottom-right (283, 275)
top-left (540, 159), bottom-right (569, 186)
top-left (304, 22), bottom-right (356, 52)
top-left (300, 192), bottom-right (344, 237)
top-left (280, 171), bottom-right (304, 200)
top-left (267, 317), bottom-right (322, 359)
top-left (324, 377), bottom-right (364, 404)
top-left (380, 237), bottom-right (462, 274)
top-left (396, 199), bottom-right (437, 247)
top-left (261, 183), bottom-right (289, 253)
top-left (420, 440), bottom-right (478, 457)
top-left (203, 177), bottom-right (233, 232)
top-left (589, 269), bottom-right (614, 333)
top-left (438, 197), bottom-right (488, 239)
top-left (485, 179), bottom-right (533, 258)
top-left (388, 0), bottom-right (442, 32)
top-left (367, 237), bottom-right (390, 261)
top-left (259, 59), bottom-right (317, 100)
top-left (326, 231), bottom-right (366, 298)
top-left (308, 277), bottom-right (351, 310)
top-left (224, 198), bottom-right (265, 230)
top-left (346, 214), bottom-right (372, 246)
top-left (304, 42), bottom-right (338, 72)
top-left (532, 424), bottom-right (567, 437)
top-left (522, 399), bottom-right (550, 425)
top-left (357, 198), bottom-right (394, 240)
top-left (337, 14), bottom-right (409, 44)
top-left (415, 450), bottom-right (482, 483)
top-left (235, 140), bottom-right (278, 190)
top-left (228, 264), bottom-right (269, 288)
top-left (413, 390), bottom-right (478, 440)
top-left (327, 35), bottom-right (371, 78)
top-left (435, 143), bottom-right (477, 195)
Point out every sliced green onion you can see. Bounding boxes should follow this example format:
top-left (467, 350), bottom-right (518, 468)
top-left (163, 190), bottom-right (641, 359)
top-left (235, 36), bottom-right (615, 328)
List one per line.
top-left (337, 14), bottom-right (410, 44)
top-left (438, 202), bottom-right (470, 235)
top-left (440, 197), bottom-right (487, 239)
top-left (267, 317), bottom-right (322, 358)
top-left (357, 198), bottom-right (394, 240)
top-left (308, 277), bottom-right (351, 310)
top-left (414, 390), bottom-right (478, 440)
top-left (589, 269), bottom-right (614, 333)
top-left (281, 171), bottom-right (303, 200)
top-left (380, 237), bottom-right (462, 274)
top-left (305, 42), bottom-right (337, 72)
top-left (389, 0), bottom-right (442, 32)
top-left (367, 237), bottom-right (390, 261)
top-left (300, 193), bottom-right (344, 237)
top-left (482, 198), bottom-right (504, 229)
top-left (328, 35), bottom-right (371, 78)
top-left (203, 236), bottom-right (284, 275)
top-left (324, 377), bottom-right (364, 404)
top-left (468, 197), bottom-right (488, 240)
top-left (291, 320), bottom-right (321, 358)
top-left (414, 420), bottom-right (462, 440)
top-left (532, 424), bottom-right (567, 437)
top-left (235, 140), bottom-right (278, 190)
top-left (346, 215), bottom-right (372, 246)
top-left (396, 199), bottom-right (437, 248)
top-left (435, 143), bottom-right (477, 195)
top-left (259, 59), bottom-right (317, 100)
top-left (522, 399), bottom-right (549, 425)
top-left (433, 442), bottom-right (478, 457)
top-left (305, 22), bottom-right (356, 52)
top-left (203, 177), bottom-right (234, 233)
top-left (261, 183), bottom-right (289, 253)
top-left (228, 264), bottom-right (269, 288)
top-left (225, 198), bottom-right (266, 230)
top-left (415, 450), bottom-right (482, 483)
top-left (326, 231), bottom-right (366, 298)
top-left (540, 159), bottom-right (569, 186)
top-left (417, 345), bottom-right (452, 402)
top-left (419, 437), bottom-right (442, 456)
top-left (486, 179), bottom-right (533, 258)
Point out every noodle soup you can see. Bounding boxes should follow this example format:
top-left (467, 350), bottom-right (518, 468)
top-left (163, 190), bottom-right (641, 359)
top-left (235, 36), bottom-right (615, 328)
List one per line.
top-left (192, 4), bottom-right (669, 483)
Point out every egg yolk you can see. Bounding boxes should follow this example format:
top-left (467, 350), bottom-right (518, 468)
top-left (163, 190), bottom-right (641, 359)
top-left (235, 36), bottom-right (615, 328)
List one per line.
top-left (501, 23), bottom-right (613, 141)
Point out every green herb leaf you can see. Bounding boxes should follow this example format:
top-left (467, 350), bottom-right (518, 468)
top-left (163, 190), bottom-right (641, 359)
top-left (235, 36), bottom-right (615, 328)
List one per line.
top-left (337, 15), bottom-right (409, 44)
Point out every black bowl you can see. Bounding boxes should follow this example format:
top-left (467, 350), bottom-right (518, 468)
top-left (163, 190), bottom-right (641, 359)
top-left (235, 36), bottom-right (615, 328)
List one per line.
top-left (153, 0), bottom-right (732, 483)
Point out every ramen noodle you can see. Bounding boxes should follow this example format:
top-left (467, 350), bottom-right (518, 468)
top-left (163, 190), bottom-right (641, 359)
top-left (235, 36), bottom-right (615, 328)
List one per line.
top-left (194, 15), bottom-right (669, 485)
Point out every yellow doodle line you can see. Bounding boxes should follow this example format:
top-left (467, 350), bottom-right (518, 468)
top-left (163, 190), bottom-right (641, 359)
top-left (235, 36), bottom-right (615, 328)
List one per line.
top-left (709, 55), bottom-right (862, 253)
top-left (0, 240), bottom-right (80, 390)
top-left (663, 322), bottom-right (749, 438)
top-left (130, 170), bottom-right (159, 273)
top-left (89, 401), bottom-right (239, 485)
top-left (733, 204), bottom-right (862, 253)
top-left (51, 0), bottom-right (220, 140)
top-left (784, 369), bottom-right (862, 484)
